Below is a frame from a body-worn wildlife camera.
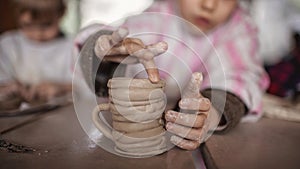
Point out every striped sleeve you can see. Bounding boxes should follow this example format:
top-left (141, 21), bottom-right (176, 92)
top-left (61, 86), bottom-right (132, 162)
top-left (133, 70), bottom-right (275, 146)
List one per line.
top-left (203, 28), bottom-right (269, 122)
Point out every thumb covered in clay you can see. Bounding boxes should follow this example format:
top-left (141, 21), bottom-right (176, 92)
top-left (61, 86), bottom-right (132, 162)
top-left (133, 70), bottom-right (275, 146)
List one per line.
top-left (180, 72), bottom-right (210, 112)
top-left (182, 72), bottom-right (203, 99)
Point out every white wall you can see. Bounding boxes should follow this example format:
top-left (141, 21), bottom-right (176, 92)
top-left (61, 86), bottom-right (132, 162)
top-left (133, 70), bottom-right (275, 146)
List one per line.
top-left (80, 0), bottom-right (153, 28)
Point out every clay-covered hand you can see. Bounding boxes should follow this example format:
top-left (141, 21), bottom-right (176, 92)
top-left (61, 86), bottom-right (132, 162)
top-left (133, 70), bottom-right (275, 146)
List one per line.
top-left (165, 72), bottom-right (211, 150)
top-left (21, 83), bottom-right (71, 102)
top-left (94, 27), bottom-right (168, 83)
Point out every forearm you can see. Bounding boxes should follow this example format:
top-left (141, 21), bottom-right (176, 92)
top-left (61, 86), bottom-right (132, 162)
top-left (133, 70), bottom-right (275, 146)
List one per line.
top-left (79, 29), bottom-right (126, 97)
top-left (79, 30), bottom-right (113, 94)
top-left (202, 89), bottom-right (246, 133)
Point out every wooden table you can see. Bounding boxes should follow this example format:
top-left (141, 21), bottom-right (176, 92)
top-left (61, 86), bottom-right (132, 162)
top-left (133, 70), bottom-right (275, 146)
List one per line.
top-left (0, 105), bottom-right (196, 169)
top-left (3, 104), bottom-right (298, 169)
top-left (202, 117), bottom-right (300, 169)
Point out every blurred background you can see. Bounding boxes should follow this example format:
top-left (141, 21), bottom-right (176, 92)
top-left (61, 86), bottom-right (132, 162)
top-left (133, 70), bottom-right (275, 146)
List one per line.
top-left (0, 0), bottom-right (154, 35)
top-left (0, 0), bottom-right (299, 99)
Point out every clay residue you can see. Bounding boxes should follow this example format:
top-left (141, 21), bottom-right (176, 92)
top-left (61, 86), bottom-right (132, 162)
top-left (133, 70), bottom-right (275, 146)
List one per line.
top-left (0, 139), bottom-right (35, 153)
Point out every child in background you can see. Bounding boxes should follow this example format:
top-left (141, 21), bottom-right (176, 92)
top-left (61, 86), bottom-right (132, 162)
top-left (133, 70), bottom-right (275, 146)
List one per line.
top-left (0, 0), bottom-right (73, 103)
top-left (76, 0), bottom-right (269, 150)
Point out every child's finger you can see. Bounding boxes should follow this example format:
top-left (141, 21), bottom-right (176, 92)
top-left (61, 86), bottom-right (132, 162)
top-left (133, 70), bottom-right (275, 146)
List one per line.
top-left (106, 37), bottom-right (144, 56)
top-left (132, 41), bottom-right (167, 60)
top-left (132, 47), bottom-right (161, 83)
top-left (165, 110), bottom-right (207, 128)
top-left (182, 72), bottom-right (203, 99)
top-left (111, 27), bottom-right (128, 45)
top-left (166, 122), bottom-right (203, 141)
top-left (146, 67), bottom-right (160, 83)
top-left (146, 41), bottom-right (168, 56)
top-left (132, 41), bottom-right (167, 83)
top-left (95, 35), bottom-right (113, 57)
top-left (141, 58), bottom-right (160, 83)
top-left (95, 35), bottom-right (128, 57)
top-left (123, 38), bottom-right (146, 54)
top-left (170, 135), bottom-right (201, 151)
top-left (179, 98), bottom-right (210, 111)
top-left (95, 28), bottom-right (129, 57)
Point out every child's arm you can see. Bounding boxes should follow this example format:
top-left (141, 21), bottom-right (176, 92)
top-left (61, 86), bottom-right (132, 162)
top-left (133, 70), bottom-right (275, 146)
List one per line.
top-left (201, 89), bottom-right (246, 133)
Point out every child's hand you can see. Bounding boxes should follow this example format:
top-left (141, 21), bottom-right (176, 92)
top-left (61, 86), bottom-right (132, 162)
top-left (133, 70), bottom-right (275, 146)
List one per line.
top-left (21, 83), bottom-right (70, 102)
top-left (94, 27), bottom-right (168, 83)
top-left (165, 73), bottom-right (211, 150)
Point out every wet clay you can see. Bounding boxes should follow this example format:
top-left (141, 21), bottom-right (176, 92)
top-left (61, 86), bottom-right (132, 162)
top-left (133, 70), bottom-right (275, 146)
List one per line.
top-left (93, 78), bottom-right (167, 156)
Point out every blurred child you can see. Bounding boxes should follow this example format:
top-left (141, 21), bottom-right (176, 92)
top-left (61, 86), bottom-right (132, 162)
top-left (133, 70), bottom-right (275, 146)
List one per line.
top-left (251, 0), bottom-right (300, 99)
top-left (0, 0), bottom-right (73, 103)
top-left (75, 0), bottom-right (269, 150)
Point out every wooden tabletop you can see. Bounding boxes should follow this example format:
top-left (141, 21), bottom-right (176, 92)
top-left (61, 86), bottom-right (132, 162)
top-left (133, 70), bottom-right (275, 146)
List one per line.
top-left (3, 104), bottom-right (298, 169)
top-left (202, 117), bottom-right (300, 169)
top-left (0, 105), bottom-right (196, 169)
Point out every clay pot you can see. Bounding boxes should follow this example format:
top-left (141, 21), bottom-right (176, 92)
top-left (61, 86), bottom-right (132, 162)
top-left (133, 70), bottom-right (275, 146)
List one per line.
top-left (92, 77), bottom-right (167, 156)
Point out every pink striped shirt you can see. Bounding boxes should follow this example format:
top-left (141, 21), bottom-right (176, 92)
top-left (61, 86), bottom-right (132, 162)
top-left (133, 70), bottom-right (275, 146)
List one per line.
top-left (75, 1), bottom-right (269, 122)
